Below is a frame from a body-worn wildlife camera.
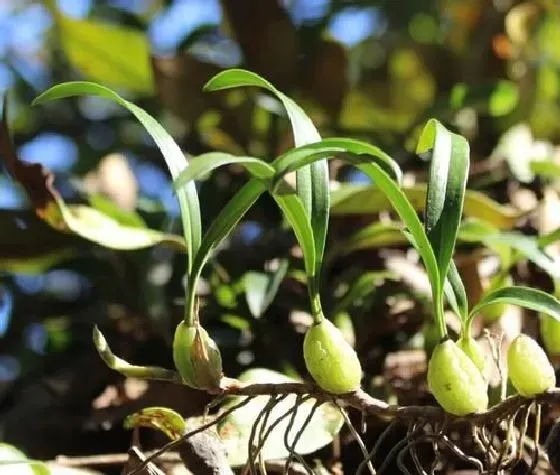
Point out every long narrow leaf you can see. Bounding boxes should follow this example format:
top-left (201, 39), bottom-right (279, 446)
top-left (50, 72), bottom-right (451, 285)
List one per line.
top-left (33, 81), bottom-right (201, 272)
top-left (272, 138), bottom-right (401, 183)
top-left (93, 326), bottom-right (179, 381)
top-left (204, 69), bottom-right (329, 278)
top-left (444, 261), bottom-right (469, 321)
top-left (469, 286), bottom-right (560, 325)
top-left (273, 194), bottom-right (316, 277)
top-left (174, 152), bottom-right (275, 189)
top-left (418, 119), bottom-right (469, 294)
top-left (354, 163), bottom-right (441, 311)
top-left (190, 179), bottom-right (267, 283)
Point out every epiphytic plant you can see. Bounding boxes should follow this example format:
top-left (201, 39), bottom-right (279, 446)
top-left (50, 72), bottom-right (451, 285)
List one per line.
top-left (30, 69), bottom-right (560, 474)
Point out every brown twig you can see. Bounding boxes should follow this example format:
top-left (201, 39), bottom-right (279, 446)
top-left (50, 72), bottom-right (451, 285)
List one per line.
top-left (222, 383), bottom-right (560, 426)
top-left (55, 452), bottom-right (181, 467)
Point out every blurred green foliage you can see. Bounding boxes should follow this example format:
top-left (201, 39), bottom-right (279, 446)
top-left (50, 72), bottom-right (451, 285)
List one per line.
top-left (1, 0), bottom-right (560, 470)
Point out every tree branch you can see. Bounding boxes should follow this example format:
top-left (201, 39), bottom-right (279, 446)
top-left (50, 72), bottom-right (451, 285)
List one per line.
top-left (221, 381), bottom-right (560, 425)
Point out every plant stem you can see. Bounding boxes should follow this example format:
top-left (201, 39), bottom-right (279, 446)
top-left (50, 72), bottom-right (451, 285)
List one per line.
top-left (308, 276), bottom-right (324, 323)
top-left (185, 272), bottom-right (198, 327)
top-left (434, 287), bottom-right (447, 340)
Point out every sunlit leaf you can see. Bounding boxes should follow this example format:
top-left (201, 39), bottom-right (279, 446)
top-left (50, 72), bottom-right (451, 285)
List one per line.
top-left (447, 81), bottom-right (519, 117)
top-left (33, 82), bottom-right (200, 268)
top-left (0, 444), bottom-right (50, 475)
top-left (93, 326), bottom-right (179, 382)
top-left (418, 119), bottom-right (469, 292)
top-left (217, 369), bottom-right (343, 466)
top-left (339, 163), bottom-right (441, 317)
top-left (418, 119), bottom-right (469, 330)
top-left (469, 286), bottom-right (560, 325)
top-left (174, 152), bottom-right (275, 190)
top-left (0, 98), bottom-right (186, 253)
top-left (205, 69), bottom-right (329, 280)
top-left (124, 407), bottom-right (186, 441)
top-left (331, 184), bottom-right (524, 230)
top-left (272, 137), bottom-right (401, 184)
top-left (52, 9), bottom-right (153, 93)
top-left (88, 193), bottom-right (146, 229)
top-left (531, 160), bottom-right (560, 180)
top-left (61, 204), bottom-right (185, 251)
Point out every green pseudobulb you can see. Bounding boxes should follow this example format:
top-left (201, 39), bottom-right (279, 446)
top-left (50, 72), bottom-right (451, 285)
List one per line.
top-left (427, 340), bottom-right (488, 416)
top-left (303, 318), bottom-right (362, 394)
top-left (457, 336), bottom-right (487, 375)
top-left (507, 333), bottom-right (555, 397)
top-left (173, 321), bottom-right (223, 391)
top-left (541, 314), bottom-right (560, 355)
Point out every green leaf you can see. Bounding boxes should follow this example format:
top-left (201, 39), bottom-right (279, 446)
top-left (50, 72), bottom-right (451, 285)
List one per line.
top-left (328, 221), bottom-right (406, 259)
top-left (539, 227), bottom-right (560, 248)
top-left (272, 137), bottom-right (401, 184)
top-left (418, 119), bottom-right (470, 295)
top-left (205, 69), bottom-right (329, 279)
top-left (88, 193), bottom-right (147, 229)
top-left (189, 180), bottom-right (267, 286)
top-left (444, 261), bottom-right (469, 321)
top-left (61, 204), bottom-right (186, 251)
top-left (0, 444), bottom-right (50, 475)
top-left (174, 152), bottom-right (275, 190)
top-left (347, 163), bottom-right (441, 316)
top-left (217, 368), bottom-right (343, 467)
top-left (331, 184), bottom-right (523, 230)
top-left (33, 82), bottom-right (201, 272)
top-left (469, 286), bottom-right (560, 325)
top-left (530, 160), bottom-right (560, 179)
top-left (448, 81), bottom-right (519, 117)
top-left (93, 326), bottom-right (179, 382)
top-left (332, 271), bottom-right (391, 316)
top-left (244, 259), bottom-right (289, 318)
top-left (459, 219), bottom-right (560, 279)
top-left (52, 9), bottom-right (154, 93)
top-left (124, 407), bottom-right (186, 441)
top-left (273, 194), bottom-right (316, 278)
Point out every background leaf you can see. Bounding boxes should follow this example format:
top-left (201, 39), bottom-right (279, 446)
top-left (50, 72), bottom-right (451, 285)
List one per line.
top-left (217, 368), bottom-right (343, 467)
top-left (244, 259), bottom-right (289, 318)
top-left (124, 407), bottom-right (186, 441)
top-left (33, 82), bottom-right (201, 271)
top-left (0, 443), bottom-right (50, 475)
top-left (469, 286), bottom-right (560, 324)
top-left (531, 160), bottom-right (560, 180)
top-left (51, 8), bottom-right (153, 93)
top-left (460, 219), bottom-right (560, 279)
top-left (331, 184), bottom-right (524, 230)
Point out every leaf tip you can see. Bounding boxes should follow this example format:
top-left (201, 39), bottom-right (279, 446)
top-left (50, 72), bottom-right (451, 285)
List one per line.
top-left (92, 325), bottom-right (107, 352)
